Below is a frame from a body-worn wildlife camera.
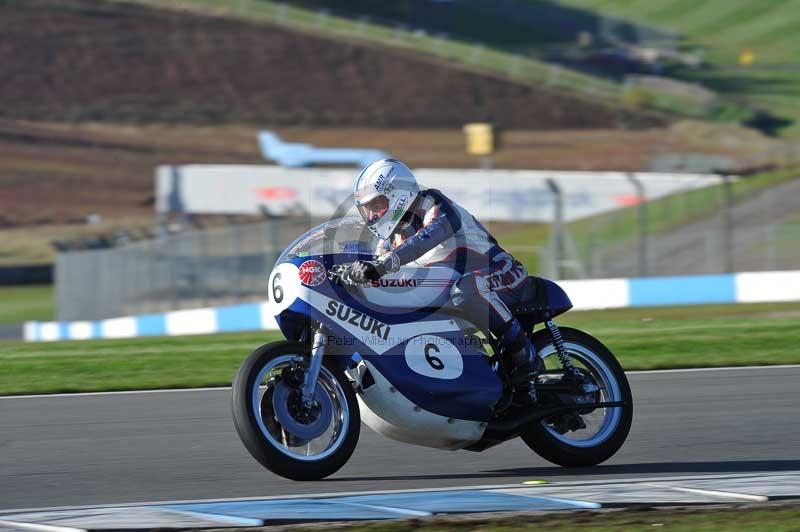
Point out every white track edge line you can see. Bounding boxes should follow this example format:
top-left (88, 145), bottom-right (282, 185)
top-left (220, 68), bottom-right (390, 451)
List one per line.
top-left (3, 365), bottom-right (799, 399)
top-left (3, 472), bottom-right (798, 516)
top-left (642, 483), bottom-right (769, 502)
top-left (336, 502), bottom-right (432, 517)
top-left (628, 364), bottom-right (800, 375)
top-left (0, 519), bottom-right (85, 532)
top-left (0, 387), bottom-right (230, 399)
top-left (524, 495), bottom-right (601, 509)
top-left (161, 508), bottom-right (265, 526)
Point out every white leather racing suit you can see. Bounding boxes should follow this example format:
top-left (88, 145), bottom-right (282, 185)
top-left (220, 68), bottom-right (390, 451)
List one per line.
top-left (378, 189), bottom-right (530, 351)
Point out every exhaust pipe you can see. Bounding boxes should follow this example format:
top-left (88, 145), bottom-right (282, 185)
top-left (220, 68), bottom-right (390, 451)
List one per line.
top-left (487, 401), bottom-right (627, 432)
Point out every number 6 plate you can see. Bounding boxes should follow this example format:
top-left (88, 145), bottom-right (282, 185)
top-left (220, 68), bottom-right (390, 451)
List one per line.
top-left (404, 334), bottom-right (464, 380)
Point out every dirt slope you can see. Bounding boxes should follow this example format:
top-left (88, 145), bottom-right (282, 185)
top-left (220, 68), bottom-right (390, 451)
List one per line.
top-left (0, 0), bottom-right (662, 129)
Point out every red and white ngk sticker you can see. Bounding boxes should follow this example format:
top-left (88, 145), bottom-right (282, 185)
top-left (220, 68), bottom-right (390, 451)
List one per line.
top-left (298, 259), bottom-right (326, 287)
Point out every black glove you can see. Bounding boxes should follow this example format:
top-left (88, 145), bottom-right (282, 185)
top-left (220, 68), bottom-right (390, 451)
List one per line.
top-left (339, 260), bottom-right (385, 285)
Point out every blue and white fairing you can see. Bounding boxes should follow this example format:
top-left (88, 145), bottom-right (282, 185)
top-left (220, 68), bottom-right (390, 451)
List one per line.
top-left (269, 253), bottom-right (502, 422)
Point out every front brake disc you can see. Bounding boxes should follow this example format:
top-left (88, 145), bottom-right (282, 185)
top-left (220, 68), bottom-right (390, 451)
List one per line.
top-left (271, 381), bottom-right (333, 440)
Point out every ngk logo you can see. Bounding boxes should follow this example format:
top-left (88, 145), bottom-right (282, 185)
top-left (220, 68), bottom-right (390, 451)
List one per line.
top-left (298, 260), bottom-right (326, 287)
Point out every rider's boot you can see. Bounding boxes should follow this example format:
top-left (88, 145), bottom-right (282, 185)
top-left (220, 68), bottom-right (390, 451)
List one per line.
top-left (501, 321), bottom-right (543, 403)
top-left (510, 338), bottom-right (543, 383)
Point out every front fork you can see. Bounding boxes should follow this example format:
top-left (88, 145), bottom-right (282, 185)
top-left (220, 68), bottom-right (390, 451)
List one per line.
top-left (301, 326), bottom-right (327, 406)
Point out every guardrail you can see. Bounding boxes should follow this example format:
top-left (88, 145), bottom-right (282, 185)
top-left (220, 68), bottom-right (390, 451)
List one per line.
top-left (24, 270), bottom-right (800, 342)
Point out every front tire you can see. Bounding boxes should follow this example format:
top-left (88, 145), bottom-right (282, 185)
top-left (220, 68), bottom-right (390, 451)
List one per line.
top-left (521, 327), bottom-right (633, 467)
top-left (231, 341), bottom-right (360, 480)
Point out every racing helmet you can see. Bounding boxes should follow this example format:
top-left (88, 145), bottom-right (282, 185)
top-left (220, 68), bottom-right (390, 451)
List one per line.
top-left (354, 158), bottom-right (420, 241)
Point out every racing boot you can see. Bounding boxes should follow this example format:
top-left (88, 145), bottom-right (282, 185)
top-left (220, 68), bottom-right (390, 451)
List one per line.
top-left (501, 321), bottom-right (543, 403)
top-left (510, 338), bottom-right (543, 383)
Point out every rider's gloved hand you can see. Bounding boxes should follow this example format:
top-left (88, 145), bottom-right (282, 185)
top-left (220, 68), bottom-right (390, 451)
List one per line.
top-left (348, 260), bottom-right (385, 284)
top-left (335, 253), bottom-right (400, 286)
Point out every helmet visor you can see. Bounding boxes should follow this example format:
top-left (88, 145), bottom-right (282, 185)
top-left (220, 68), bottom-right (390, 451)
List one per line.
top-left (357, 195), bottom-right (389, 226)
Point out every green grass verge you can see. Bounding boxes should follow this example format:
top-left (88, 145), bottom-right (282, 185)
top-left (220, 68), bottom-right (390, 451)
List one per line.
top-left (559, 300), bottom-right (800, 371)
top-left (0, 331), bottom-right (283, 396)
top-left (0, 284), bottom-right (54, 323)
top-left (295, 502), bottom-right (800, 531)
top-left (3, 301), bottom-right (799, 396)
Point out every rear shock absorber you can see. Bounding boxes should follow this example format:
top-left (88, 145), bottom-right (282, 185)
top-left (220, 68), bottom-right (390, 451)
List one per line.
top-left (544, 319), bottom-right (581, 379)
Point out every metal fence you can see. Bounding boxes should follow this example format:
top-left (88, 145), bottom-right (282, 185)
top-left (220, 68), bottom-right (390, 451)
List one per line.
top-left (56, 218), bottom-right (314, 321)
top-left (535, 176), bottom-right (800, 280)
top-left (57, 175), bottom-right (800, 320)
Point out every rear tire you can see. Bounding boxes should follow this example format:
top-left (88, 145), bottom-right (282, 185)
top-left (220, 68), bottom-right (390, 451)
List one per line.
top-left (231, 341), bottom-right (360, 480)
top-left (521, 327), bottom-right (632, 467)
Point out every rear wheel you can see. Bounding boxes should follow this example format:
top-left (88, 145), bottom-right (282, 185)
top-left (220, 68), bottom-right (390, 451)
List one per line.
top-left (521, 327), bottom-right (632, 467)
top-left (231, 341), bottom-right (360, 480)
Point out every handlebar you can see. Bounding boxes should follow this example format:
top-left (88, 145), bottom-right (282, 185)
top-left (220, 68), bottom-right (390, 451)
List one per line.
top-left (328, 263), bottom-right (360, 289)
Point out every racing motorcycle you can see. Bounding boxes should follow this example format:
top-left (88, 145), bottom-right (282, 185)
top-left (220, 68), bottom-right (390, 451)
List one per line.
top-left (232, 217), bottom-right (633, 480)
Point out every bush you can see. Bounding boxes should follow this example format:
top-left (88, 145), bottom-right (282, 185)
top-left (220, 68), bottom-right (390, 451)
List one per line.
top-left (622, 86), bottom-right (655, 108)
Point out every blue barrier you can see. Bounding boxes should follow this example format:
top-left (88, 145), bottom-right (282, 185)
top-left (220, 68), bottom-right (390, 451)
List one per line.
top-left (25, 270), bottom-right (800, 342)
top-left (628, 274), bottom-right (737, 307)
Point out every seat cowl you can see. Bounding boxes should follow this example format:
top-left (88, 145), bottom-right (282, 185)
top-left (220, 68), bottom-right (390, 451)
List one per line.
top-left (510, 277), bottom-right (572, 322)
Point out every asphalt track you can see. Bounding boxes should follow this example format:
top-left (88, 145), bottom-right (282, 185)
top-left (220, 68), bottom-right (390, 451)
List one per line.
top-left (2, 366), bottom-right (800, 512)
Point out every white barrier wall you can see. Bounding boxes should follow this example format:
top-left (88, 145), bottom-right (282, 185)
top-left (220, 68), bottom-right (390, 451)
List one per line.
top-left (156, 165), bottom-right (724, 222)
top-left (25, 270), bottom-right (800, 342)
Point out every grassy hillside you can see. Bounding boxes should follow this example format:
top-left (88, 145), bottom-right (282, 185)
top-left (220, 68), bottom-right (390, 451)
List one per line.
top-left (214, 0), bottom-right (800, 136)
top-left (0, 0), bottom-right (660, 129)
top-left (558, 0), bottom-right (800, 136)
top-left (116, 0), bottom-right (695, 118)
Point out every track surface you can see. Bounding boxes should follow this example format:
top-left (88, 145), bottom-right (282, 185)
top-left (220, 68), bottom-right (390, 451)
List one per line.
top-left (2, 366), bottom-right (799, 511)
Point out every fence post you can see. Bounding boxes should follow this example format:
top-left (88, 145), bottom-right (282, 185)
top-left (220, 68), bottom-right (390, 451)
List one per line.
top-left (356, 15), bottom-right (367, 36)
top-left (507, 55), bottom-right (521, 77)
top-left (316, 9), bottom-right (329, 30)
top-left (469, 43), bottom-right (483, 64)
top-left (722, 175), bottom-right (734, 273)
top-left (766, 225), bottom-right (777, 270)
top-left (626, 173), bottom-right (648, 277)
top-left (232, 222), bottom-right (243, 300)
top-left (546, 178), bottom-right (564, 279)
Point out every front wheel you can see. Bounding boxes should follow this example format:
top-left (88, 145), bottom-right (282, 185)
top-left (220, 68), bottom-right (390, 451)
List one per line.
top-left (231, 341), bottom-right (360, 480)
top-left (521, 327), bottom-right (633, 467)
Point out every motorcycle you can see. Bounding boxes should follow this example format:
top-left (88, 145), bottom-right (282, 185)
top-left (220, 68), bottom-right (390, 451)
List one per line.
top-left (232, 216), bottom-right (632, 480)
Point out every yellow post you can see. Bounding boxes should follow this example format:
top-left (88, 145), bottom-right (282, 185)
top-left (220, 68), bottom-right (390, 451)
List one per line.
top-left (739, 48), bottom-right (756, 67)
top-left (463, 123), bottom-right (494, 156)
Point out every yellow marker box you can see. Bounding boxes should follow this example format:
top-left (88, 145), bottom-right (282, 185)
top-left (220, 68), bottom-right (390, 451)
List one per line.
top-left (463, 123), bottom-right (494, 156)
